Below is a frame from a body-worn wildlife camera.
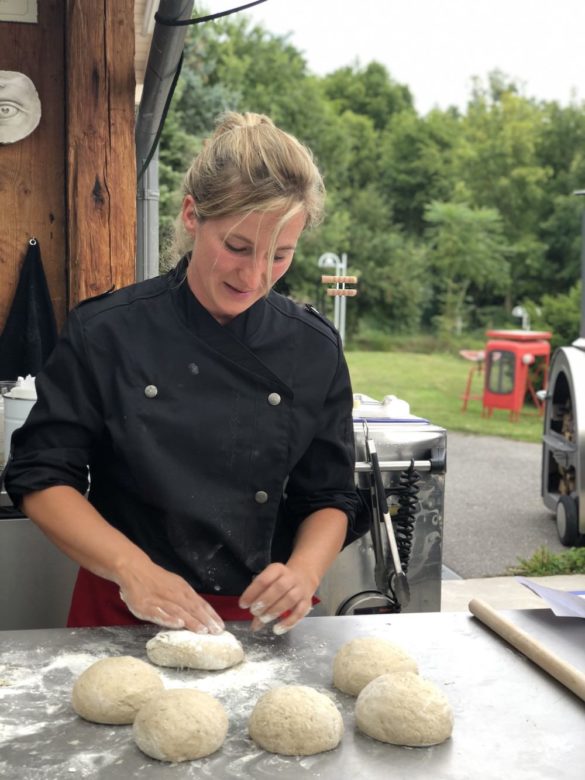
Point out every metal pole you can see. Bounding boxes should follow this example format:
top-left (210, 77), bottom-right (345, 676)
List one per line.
top-left (317, 252), bottom-right (355, 344)
top-left (339, 253), bottom-right (348, 344)
top-left (136, 147), bottom-right (160, 281)
top-left (135, 0), bottom-right (195, 173)
top-left (135, 1), bottom-right (195, 280)
top-left (334, 278), bottom-right (341, 333)
top-left (318, 252), bottom-right (341, 331)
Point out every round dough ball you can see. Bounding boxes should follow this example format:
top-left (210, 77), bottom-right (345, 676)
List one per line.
top-left (355, 672), bottom-right (453, 746)
top-left (333, 636), bottom-right (418, 696)
top-left (248, 685), bottom-right (343, 756)
top-left (133, 688), bottom-right (228, 762)
top-left (146, 629), bottom-right (244, 670)
top-left (71, 656), bottom-right (164, 725)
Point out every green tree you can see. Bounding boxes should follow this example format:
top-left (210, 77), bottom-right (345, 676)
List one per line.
top-left (535, 102), bottom-right (585, 295)
top-left (345, 185), bottom-right (428, 335)
top-left (379, 108), bottom-right (461, 233)
top-left (455, 74), bottom-right (552, 299)
top-left (322, 61), bottom-right (413, 130)
top-left (424, 201), bottom-right (511, 333)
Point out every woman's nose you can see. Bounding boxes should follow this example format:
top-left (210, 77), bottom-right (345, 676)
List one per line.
top-left (239, 259), bottom-right (268, 289)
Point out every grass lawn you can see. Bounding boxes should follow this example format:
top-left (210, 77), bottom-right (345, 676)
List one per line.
top-left (345, 351), bottom-right (544, 444)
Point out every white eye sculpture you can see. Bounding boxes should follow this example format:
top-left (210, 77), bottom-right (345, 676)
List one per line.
top-left (0, 70), bottom-right (41, 144)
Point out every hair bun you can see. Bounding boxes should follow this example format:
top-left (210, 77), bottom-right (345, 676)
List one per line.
top-left (215, 111), bottom-right (274, 136)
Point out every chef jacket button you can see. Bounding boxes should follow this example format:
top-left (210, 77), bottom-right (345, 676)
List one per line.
top-left (144, 384), bottom-right (158, 398)
top-left (267, 392), bottom-right (281, 406)
top-left (254, 490), bottom-right (268, 504)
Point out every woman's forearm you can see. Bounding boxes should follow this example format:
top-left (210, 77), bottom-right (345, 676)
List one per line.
top-left (21, 485), bottom-right (226, 632)
top-left (286, 507), bottom-right (348, 587)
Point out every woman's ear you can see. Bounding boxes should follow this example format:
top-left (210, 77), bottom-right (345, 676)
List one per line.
top-left (181, 194), bottom-right (199, 238)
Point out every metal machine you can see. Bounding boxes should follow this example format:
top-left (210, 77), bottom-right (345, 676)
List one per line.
top-left (541, 193), bottom-right (585, 546)
top-left (541, 342), bottom-right (585, 545)
top-left (318, 394), bottom-right (447, 614)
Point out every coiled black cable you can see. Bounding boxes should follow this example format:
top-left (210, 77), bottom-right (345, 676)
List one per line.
top-left (392, 461), bottom-right (420, 574)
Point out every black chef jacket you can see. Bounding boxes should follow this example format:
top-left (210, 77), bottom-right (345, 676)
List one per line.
top-left (4, 258), bottom-right (360, 595)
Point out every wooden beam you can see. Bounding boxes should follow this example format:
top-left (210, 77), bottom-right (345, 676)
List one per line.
top-left (66, 0), bottom-right (136, 306)
top-left (0, 0), bottom-right (67, 331)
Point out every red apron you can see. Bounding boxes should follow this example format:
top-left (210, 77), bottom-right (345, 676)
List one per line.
top-left (67, 567), bottom-right (252, 628)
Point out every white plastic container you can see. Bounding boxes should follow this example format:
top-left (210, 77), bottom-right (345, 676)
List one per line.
top-left (3, 376), bottom-right (37, 462)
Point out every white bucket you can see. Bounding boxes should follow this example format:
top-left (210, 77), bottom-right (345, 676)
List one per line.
top-left (3, 395), bottom-right (36, 462)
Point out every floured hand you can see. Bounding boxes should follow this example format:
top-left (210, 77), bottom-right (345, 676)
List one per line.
top-left (117, 561), bottom-right (225, 634)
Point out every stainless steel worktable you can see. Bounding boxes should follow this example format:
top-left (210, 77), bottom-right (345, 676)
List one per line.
top-left (0, 612), bottom-right (584, 779)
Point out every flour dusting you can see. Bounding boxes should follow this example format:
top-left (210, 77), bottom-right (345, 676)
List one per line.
top-left (0, 624), bottom-right (356, 778)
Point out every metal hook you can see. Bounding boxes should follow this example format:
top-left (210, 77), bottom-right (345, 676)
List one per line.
top-left (29, 238), bottom-right (37, 246)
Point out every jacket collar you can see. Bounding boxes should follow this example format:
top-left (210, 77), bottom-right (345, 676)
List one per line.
top-left (168, 256), bottom-right (293, 397)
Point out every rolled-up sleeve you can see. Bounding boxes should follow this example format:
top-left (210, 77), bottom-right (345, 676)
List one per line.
top-left (3, 308), bottom-right (104, 507)
top-left (283, 337), bottom-right (361, 540)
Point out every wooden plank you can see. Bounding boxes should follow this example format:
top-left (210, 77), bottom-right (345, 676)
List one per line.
top-left (326, 289), bottom-right (358, 297)
top-left (66, 0), bottom-right (136, 306)
top-left (0, 0), bottom-right (67, 331)
top-left (321, 275), bottom-right (358, 284)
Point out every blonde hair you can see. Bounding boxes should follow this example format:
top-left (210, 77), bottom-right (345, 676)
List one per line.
top-left (170, 112), bottom-right (325, 277)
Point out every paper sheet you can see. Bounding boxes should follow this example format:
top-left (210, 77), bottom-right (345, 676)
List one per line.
top-left (516, 576), bottom-right (585, 618)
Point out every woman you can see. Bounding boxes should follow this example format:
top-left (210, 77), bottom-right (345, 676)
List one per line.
top-left (4, 112), bottom-right (360, 636)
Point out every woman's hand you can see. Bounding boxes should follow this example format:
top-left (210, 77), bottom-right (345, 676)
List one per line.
top-left (239, 508), bottom-right (348, 634)
top-left (118, 560), bottom-right (225, 634)
top-left (239, 561), bottom-right (318, 635)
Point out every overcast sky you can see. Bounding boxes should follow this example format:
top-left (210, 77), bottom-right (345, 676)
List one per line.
top-left (238, 0), bottom-right (585, 115)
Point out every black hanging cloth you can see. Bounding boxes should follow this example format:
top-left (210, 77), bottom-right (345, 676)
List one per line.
top-left (0, 239), bottom-right (58, 380)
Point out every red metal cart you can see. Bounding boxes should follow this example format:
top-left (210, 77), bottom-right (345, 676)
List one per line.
top-left (482, 330), bottom-right (552, 421)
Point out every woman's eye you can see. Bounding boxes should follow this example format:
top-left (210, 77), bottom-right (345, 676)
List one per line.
top-left (225, 242), bottom-right (248, 254)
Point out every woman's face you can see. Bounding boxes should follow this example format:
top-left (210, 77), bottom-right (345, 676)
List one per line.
top-left (182, 195), bottom-right (305, 324)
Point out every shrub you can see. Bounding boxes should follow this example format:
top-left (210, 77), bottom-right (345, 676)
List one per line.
top-left (509, 545), bottom-right (585, 575)
top-left (524, 282), bottom-right (581, 350)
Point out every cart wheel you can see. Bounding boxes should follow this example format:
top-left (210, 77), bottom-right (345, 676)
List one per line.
top-left (555, 496), bottom-right (579, 546)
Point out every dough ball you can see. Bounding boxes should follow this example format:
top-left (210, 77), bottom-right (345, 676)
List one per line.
top-left (71, 656), bottom-right (164, 724)
top-left (248, 685), bottom-right (343, 756)
top-left (355, 672), bottom-right (453, 746)
top-left (133, 688), bottom-right (228, 762)
top-left (333, 636), bottom-right (418, 696)
top-left (146, 629), bottom-right (244, 670)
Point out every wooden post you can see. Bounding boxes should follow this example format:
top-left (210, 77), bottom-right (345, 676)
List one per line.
top-left (66, 0), bottom-right (136, 306)
top-left (0, 1), bottom-right (137, 333)
top-left (0, 0), bottom-right (67, 330)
